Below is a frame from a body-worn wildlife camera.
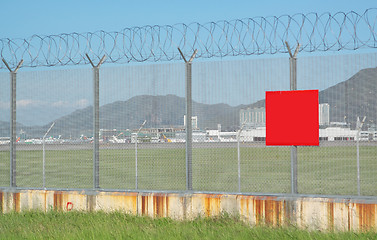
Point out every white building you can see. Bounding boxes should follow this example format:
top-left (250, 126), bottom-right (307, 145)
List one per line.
top-left (239, 107), bottom-right (265, 127)
top-left (240, 127), bottom-right (266, 142)
top-left (240, 103), bottom-right (331, 128)
top-left (360, 130), bottom-right (377, 141)
top-left (184, 115), bottom-right (198, 129)
top-left (319, 103), bottom-right (330, 126)
top-left (207, 126), bottom-right (360, 143)
top-left (319, 127), bottom-right (356, 141)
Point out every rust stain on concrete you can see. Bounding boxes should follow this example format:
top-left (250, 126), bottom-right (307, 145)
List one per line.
top-left (180, 196), bottom-right (187, 219)
top-left (328, 201), bottom-right (334, 231)
top-left (131, 195), bottom-right (138, 214)
top-left (283, 200), bottom-right (293, 227)
top-left (153, 195), bottom-right (166, 217)
top-left (265, 199), bottom-right (281, 226)
top-left (112, 195), bottom-right (136, 212)
top-left (2, 189), bottom-right (377, 232)
top-left (13, 192), bottom-right (20, 212)
top-left (254, 198), bottom-right (263, 225)
top-left (121, 192), bottom-right (138, 214)
top-left (166, 195), bottom-right (169, 216)
top-left (53, 191), bottom-right (66, 211)
top-left (357, 203), bottom-right (376, 231)
top-left (141, 195), bottom-right (148, 215)
top-left (204, 194), bottom-right (220, 217)
top-left (348, 202), bottom-right (352, 231)
top-left (254, 197), bottom-right (281, 226)
top-left (239, 196), bottom-right (250, 219)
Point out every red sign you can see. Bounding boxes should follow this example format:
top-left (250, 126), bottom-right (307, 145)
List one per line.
top-left (266, 90), bottom-right (319, 146)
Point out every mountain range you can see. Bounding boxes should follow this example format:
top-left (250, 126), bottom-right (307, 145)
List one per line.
top-left (0, 67), bottom-right (376, 138)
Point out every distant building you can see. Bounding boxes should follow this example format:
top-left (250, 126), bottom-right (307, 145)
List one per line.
top-left (184, 115), bottom-right (198, 129)
top-left (239, 107), bottom-right (265, 128)
top-left (139, 127), bottom-right (184, 138)
top-left (319, 103), bottom-right (330, 126)
top-left (100, 129), bottom-right (117, 139)
top-left (19, 129), bottom-right (27, 140)
top-left (240, 104), bottom-right (330, 128)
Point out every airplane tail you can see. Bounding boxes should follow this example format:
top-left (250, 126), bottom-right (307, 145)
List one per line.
top-left (163, 134), bottom-right (172, 143)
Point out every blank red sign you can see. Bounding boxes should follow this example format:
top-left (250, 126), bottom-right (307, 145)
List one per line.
top-left (266, 90), bottom-right (319, 146)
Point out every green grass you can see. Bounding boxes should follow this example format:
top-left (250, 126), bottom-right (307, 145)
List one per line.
top-left (1, 145), bottom-right (377, 196)
top-left (0, 211), bottom-right (376, 239)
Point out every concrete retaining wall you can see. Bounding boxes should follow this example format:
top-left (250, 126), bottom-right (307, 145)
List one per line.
top-left (0, 189), bottom-right (376, 232)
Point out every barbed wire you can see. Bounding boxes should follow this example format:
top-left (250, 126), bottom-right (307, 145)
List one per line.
top-left (1, 8), bottom-right (376, 69)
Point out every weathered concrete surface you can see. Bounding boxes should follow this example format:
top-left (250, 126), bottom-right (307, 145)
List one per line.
top-left (0, 189), bottom-right (376, 232)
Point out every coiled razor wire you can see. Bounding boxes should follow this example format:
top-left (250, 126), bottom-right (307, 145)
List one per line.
top-left (1, 8), bottom-right (376, 69)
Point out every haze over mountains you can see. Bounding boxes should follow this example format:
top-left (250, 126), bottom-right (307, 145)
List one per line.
top-left (0, 67), bottom-right (376, 138)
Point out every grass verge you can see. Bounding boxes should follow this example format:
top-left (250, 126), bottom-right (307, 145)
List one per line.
top-left (0, 211), bottom-right (377, 239)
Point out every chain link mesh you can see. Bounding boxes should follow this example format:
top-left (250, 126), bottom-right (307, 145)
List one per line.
top-left (0, 72), bottom-right (10, 187)
top-left (0, 8), bottom-right (377, 195)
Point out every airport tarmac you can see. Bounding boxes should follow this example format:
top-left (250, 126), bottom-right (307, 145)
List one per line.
top-left (0, 141), bottom-right (376, 151)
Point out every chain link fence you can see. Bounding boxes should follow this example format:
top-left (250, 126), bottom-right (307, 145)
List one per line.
top-left (1, 51), bottom-right (376, 196)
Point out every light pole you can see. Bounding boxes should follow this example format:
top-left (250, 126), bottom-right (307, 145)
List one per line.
top-left (42, 122), bottom-right (55, 189)
top-left (356, 116), bottom-right (366, 196)
top-left (237, 121), bottom-right (247, 192)
top-left (135, 120), bottom-right (146, 190)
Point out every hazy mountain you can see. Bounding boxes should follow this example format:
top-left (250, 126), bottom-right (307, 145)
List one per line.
top-left (319, 68), bottom-right (377, 129)
top-left (1, 67), bottom-right (376, 138)
top-left (237, 68), bottom-right (377, 129)
top-left (40, 94), bottom-right (244, 138)
top-left (0, 121), bottom-right (9, 137)
top-left (0, 121), bottom-right (28, 138)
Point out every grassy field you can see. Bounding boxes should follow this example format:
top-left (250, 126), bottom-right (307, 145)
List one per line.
top-left (0, 144), bottom-right (376, 196)
top-left (1, 211), bottom-right (376, 239)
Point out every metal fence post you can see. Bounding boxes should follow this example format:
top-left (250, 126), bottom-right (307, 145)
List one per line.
top-left (178, 48), bottom-right (197, 191)
top-left (86, 54), bottom-right (106, 189)
top-left (2, 59), bottom-right (23, 188)
top-left (285, 42), bottom-right (300, 194)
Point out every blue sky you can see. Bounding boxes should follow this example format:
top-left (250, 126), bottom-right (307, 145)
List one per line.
top-left (1, 0), bottom-right (375, 39)
top-left (0, 1), bottom-right (376, 126)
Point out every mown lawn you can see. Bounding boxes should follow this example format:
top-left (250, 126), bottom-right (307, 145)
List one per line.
top-left (0, 144), bottom-right (376, 196)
